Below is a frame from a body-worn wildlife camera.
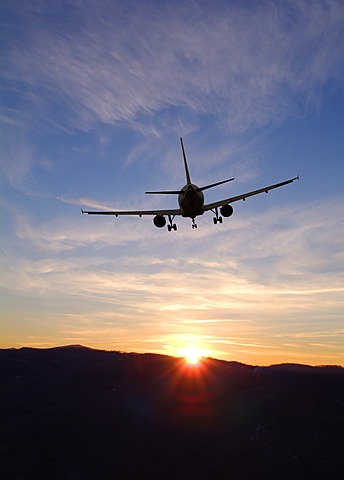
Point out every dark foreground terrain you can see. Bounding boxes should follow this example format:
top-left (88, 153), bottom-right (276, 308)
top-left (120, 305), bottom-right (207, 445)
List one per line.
top-left (0, 346), bottom-right (343, 479)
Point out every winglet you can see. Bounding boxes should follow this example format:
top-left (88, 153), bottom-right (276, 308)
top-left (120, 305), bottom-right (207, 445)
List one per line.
top-left (180, 137), bottom-right (191, 185)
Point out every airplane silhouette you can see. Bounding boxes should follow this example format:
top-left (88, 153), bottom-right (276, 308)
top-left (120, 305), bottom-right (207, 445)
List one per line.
top-left (82, 138), bottom-right (299, 231)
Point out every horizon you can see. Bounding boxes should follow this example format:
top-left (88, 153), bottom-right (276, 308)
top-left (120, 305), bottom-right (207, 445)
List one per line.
top-left (2, 343), bottom-right (343, 368)
top-left (1, 0), bottom-right (344, 366)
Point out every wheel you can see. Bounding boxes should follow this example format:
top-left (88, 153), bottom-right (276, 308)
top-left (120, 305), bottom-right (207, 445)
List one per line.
top-left (167, 225), bottom-right (171, 231)
top-left (219, 216), bottom-right (223, 223)
top-left (213, 217), bottom-right (217, 225)
top-left (173, 224), bottom-right (177, 231)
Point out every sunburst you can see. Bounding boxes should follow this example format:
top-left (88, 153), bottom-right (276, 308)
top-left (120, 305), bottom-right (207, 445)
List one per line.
top-left (183, 347), bottom-right (203, 365)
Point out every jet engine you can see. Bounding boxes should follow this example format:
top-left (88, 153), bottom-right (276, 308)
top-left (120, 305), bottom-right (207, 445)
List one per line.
top-left (220, 204), bottom-right (234, 217)
top-left (153, 215), bottom-right (166, 228)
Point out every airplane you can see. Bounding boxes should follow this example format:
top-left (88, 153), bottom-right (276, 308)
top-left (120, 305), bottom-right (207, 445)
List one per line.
top-left (81, 138), bottom-right (299, 231)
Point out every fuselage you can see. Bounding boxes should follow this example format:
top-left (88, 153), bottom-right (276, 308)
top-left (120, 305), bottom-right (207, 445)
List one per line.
top-left (178, 183), bottom-right (205, 218)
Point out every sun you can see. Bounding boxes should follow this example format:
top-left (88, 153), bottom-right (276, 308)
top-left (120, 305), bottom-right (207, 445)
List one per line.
top-left (183, 347), bottom-right (203, 366)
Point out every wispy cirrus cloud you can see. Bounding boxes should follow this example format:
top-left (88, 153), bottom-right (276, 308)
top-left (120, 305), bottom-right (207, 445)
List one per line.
top-left (0, 132), bottom-right (37, 195)
top-left (3, 0), bottom-right (344, 134)
top-left (58, 195), bottom-right (116, 210)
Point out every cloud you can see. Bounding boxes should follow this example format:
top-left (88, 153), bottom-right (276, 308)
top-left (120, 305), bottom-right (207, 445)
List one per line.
top-left (0, 122), bottom-right (56, 198)
top-left (0, 130), bottom-right (37, 195)
top-left (58, 195), bottom-right (116, 210)
top-left (3, 0), bottom-right (344, 134)
top-left (2, 195), bottom-right (343, 325)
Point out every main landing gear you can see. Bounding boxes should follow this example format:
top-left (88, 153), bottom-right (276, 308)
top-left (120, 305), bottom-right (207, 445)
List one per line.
top-left (167, 215), bottom-right (177, 231)
top-left (212, 207), bottom-right (223, 225)
top-left (191, 218), bottom-right (198, 229)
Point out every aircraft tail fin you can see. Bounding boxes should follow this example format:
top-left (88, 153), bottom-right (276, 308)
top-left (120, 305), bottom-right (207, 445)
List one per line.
top-left (180, 137), bottom-right (191, 185)
top-left (146, 137), bottom-right (191, 194)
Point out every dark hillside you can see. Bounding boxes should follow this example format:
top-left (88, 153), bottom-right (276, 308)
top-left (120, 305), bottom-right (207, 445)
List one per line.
top-left (0, 346), bottom-right (343, 479)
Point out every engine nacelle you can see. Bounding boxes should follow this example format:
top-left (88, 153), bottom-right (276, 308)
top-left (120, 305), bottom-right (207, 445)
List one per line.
top-left (153, 215), bottom-right (166, 228)
top-left (220, 204), bottom-right (233, 218)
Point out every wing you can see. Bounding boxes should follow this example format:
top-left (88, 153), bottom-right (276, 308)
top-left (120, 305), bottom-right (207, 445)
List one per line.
top-left (204, 176), bottom-right (299, 211)
top-left (81, 207), bottom-right (181, 217)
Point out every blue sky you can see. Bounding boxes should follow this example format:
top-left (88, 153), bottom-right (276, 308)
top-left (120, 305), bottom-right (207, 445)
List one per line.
top-left (1, 0), bottom-right (344, 365)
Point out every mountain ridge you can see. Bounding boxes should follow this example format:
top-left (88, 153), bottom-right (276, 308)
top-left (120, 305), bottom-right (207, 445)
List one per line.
top-left (1, 344), bottom-right (342, 369)
top-left (1, 345), bottom-right (343, 479)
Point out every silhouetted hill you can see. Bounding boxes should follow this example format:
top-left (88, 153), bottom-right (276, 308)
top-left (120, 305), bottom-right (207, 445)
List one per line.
top-left (1, 346), bottom-right (343, 479)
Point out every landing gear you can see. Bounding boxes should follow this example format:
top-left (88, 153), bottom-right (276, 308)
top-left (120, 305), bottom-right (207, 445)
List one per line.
top-left (167, 215), bottom-right (177, 232)
top-left (213, 216), bottom-right (223, 225)
top-left (212, 207), bottom-right (223, 225)
top-left (191, 218), bottom-right (198, 229)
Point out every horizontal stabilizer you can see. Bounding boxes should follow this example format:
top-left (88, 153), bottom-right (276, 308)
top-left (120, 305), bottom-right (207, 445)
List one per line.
top-left (197, 177), bottom-right (234, 192)
top-left (145, 190), bottom-right (181, 194)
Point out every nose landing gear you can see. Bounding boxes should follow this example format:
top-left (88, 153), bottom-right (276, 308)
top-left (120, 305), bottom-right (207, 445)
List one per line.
top-left (191, 218), bottom-right (198, 229)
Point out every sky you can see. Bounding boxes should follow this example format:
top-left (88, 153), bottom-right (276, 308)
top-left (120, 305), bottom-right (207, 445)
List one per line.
top-left (1, 0), bottom-right (344, 366)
